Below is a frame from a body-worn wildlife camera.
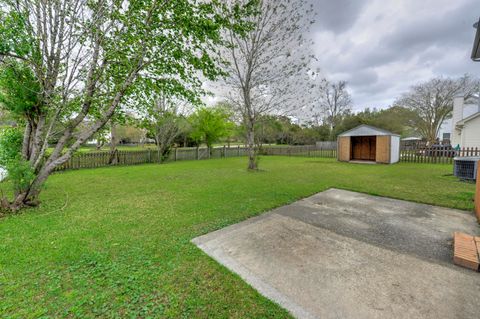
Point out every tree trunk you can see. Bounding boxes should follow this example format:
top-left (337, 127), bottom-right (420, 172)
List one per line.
top-left (96, 139), bottom-right (104, 150)
top-left (155, 135), bottom-right (163, 163)
top-left (246, 122), bottom-right (257, 170)
top-left (1, 165), bottom-right (53, 212)
top-left (426, 126), bottom-right (438, 145)
top-left (109, 123), bottom-right (118, 164)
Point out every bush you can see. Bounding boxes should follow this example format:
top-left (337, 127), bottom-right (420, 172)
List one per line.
top-left (0, 127), bottom-right (23, 165)
top-left (0, 128), bottom-right (35, 193)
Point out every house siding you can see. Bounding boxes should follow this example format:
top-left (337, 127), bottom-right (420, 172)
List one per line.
top-left (461, 116), bottom-right (480, 148)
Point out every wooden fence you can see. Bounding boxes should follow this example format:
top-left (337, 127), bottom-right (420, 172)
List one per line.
top-left (261, 145), bottom-right (337, 158)
top-left (399, 146), bottom-right (479, 164)
top-left (55, 146), bottom-right (251, 171)
top-left (54, 144), bottom-right (480, 171)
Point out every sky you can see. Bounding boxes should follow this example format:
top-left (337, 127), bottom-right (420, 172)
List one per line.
top-left (310, 0), bottom-right (480, 111)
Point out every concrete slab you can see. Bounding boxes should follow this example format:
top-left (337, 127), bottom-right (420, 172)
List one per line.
top-left (193, 189), bottom-right (480, 319)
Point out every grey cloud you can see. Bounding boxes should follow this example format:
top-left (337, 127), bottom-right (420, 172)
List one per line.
top-left (311, 0), bottom-right (368, 33)
top-left (384, 1), bottom-right (478, 55)
top-left (348, 69), bottom-right (378, 87)
top-left (311, 0), bottom-right (479, 108)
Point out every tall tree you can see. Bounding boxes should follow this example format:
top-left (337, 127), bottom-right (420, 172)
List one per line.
top-left (189, 105), bottom-right (233, 149)
top-left (317, 80), bottom-right (352, 138)
top-left (141, 94), bottom-right (183, 162)
top-left (223, 0), bottom-right (316, 170)
top-left (0, 0), bottom-right (251, 211)
top-left (395, 76), bottom-right (479, 144)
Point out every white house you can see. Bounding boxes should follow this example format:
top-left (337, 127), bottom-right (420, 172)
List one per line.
top-left (451, 95), bottom-right (480, 148)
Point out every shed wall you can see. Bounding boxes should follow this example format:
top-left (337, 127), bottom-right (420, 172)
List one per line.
top-left (338, 137), bottom-right (351, 161)
top-left (376, 136), bottom-right (391, 163)
top-left (390, 136), bottom-right (400, 163)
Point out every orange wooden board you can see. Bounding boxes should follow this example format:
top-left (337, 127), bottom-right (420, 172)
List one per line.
top-left (337, 137), bottom-right (351, 162)
top-left (375, 136), bottom-right (390, 163)
top-left (453, 232), bottom-right (479, 271)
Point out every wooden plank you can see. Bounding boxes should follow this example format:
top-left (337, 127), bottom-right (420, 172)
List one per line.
top-left (337, 136), bottom-right (350, 161)
top-left (375, 136), bottom-right (391, 163)
top-left (476, 237), bottom-right (480, 259)
top-left (453, 232), bottom-right (479, 271)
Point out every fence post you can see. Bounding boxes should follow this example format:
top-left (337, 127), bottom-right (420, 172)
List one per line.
top-left (196, 147), bottom-right (199, 160)
top-left (223, 145), bottom-right (226, 158)
top-left (237, 145), bottom-right (240, 156)
top-left (174, 147), bottom-right (177, 162)
top-left (476, 161), bottom-right (480, 223)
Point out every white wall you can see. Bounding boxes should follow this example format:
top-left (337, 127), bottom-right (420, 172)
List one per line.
top-left (450, 95), bottom-right (479, 146)
top-left (461, 116), bottom-right (480, 148)
top-left (390, 136), bottom-right (400, 163)
top-left (438, 118), bottom-right (452, 140)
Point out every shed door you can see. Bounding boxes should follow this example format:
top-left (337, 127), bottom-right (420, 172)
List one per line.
top-left (351, 136), bottom-right (376, 161)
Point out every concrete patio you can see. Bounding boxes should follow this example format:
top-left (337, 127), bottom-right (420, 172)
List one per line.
top-left (193, 189), bottom-right (480, 319)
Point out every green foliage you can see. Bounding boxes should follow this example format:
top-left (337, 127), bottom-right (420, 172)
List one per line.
top-left (114, 125), bottom-right (146, 144)
top-left (0, 128), bottom-right (35, 193)
top-left (189, 106), bottom-right (234, 147)
top-left (0, 127), bottom-right (22, 165)
top-left (5, 159), bottom-right (35, 193)
top-left (253, 115), bottom-right (319, 145)
top-left (244, 106), bottom-right (418, 146)
top-left (0, 10), bottom-right (33, 58)
top-left (0, 60), bottom-right (39, 118)
top-left (333, 106), bottom-right (417, 138)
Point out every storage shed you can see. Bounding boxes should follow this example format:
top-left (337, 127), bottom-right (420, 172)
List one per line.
top-left (337, 125), bottom-right (400, 164)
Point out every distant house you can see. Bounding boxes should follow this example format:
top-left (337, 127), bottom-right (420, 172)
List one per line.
top-left (450, 95), bottom-right (480, 148)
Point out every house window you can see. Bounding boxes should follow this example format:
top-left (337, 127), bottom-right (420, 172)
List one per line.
top-left (442, 133), bottom-right (451, 141)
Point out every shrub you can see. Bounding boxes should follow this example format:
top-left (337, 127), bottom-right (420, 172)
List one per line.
top-left (0, 128), bottom-right (35, 193)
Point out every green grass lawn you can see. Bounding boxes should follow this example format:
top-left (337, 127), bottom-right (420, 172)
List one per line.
top-left (0, 157), bottom-right (476, 318)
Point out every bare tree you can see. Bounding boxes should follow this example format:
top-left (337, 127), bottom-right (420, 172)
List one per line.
top-left (0, 0), bottom-right (250, 211)
top-left (317, 80), bottom-right (352, 137)
top-left (222, 0), bottom-right (316, 170)
top-left (395, 75), bottom-right (479, 144)
top-left (141, 95), bottom-right (183, 162)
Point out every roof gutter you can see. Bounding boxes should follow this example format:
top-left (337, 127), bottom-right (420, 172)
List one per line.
top-left (472, 18), bottom-right (480, 61)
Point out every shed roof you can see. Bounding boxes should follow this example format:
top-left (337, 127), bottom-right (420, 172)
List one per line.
top-left (338, 124), bottom-right (400, 137)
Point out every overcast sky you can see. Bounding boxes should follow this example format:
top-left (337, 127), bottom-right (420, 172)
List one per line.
top-left (311, 0), bottom-right (479, 111)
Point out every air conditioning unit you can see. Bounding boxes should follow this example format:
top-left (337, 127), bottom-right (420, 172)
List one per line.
top-left (453, 157), bottom-right (480, 180)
